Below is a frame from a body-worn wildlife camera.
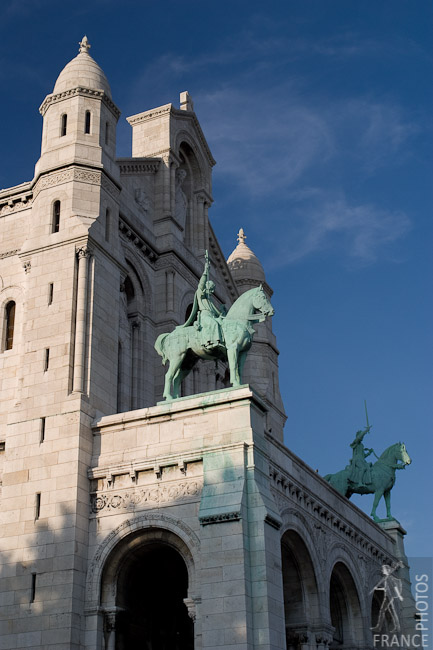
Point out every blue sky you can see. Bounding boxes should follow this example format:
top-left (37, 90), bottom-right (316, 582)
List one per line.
top-left (1, 2), bottom-right (431, 559)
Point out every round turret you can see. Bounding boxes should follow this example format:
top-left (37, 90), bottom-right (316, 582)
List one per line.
top-left (53, 36), bottom-right (112, 97)
top-left (227, 228), bottom-right (266, 285)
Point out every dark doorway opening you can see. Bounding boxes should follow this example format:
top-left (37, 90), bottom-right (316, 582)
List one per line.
top-left (115, 543), bottom-right (194, 650)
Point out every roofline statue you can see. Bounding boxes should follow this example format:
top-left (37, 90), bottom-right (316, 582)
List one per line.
top-left (324, 404), bottom-right (411, 522)
top-left (155, 251), bottom-right (274, 400)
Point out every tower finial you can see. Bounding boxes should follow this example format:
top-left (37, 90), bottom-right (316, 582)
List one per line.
top-left (237, 228), bottom-right (246, 245)
top-left (78, 36), bottom-right (91, 54)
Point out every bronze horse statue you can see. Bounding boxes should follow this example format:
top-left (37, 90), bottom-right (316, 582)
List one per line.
top-left (324, 442), bottom-right (411, 521)
top-left (155, 285), bottom-right (274, 400)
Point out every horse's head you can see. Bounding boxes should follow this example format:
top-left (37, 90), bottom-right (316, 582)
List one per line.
top-left (252, 285), bottom-right (274, 318)
top-left (396, 442), bottom-right (412, 466)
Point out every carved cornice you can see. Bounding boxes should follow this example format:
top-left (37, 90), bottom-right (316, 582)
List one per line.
top-left (199, 511), bottom-right (241, 526)
top-left (39, 87), bottom-right (121, 119)
top-left (118, 159), bottom-right (160, 175)
top-left (0, 194), bottom-right (32, 216)
top-left (119, 218), bottom-right (158, 262)
top-left (270, 464), bottom-right (393, 565)
top-left (126, 104), bottom-right (172, 125)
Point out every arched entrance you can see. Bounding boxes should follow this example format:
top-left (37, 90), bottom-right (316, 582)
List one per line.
top-left (329, 562), bottom-right (363, 648)
top-left (281, 530), bottom-right (320, 648)
top-left (100, 529), bottom-right (195, 650)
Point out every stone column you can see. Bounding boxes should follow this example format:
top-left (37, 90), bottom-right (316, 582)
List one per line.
top-left (103, 609), bottom-right (118, 650)
top-left (166, 269), bottom-right (175, 313)
top-left (131, 319), bottom-right (140, 410)
top-left (73, 246), bottom-right (91, 393)
top-left (162, 153), bottom-right (171, 217)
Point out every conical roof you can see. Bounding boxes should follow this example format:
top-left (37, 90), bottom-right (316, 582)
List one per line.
top-left (227, 228), bottom-right (266, 284)
top-left (53, 36), bottom-right (112, 98)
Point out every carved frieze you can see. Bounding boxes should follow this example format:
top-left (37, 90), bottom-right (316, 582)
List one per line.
top-left (270, 463), bottom-right (392, 565)
top-left (90, 479), bottom-right (202, 515)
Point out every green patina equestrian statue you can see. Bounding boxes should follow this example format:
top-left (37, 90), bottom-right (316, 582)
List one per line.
top-left (155, 251), bottom-right (274, 400)
top-left (324, 412), bottom-right (411, 522)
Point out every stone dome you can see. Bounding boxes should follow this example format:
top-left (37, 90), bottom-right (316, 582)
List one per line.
top-left (227, 228), bottom-right (266, 284)
top-left (53, 36), bottom-right (112, 98)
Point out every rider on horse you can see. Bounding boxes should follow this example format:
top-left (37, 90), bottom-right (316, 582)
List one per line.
top-left (348, 426), bottom-right (374, 488)
top-left (180, 252), bottom-right (226, 350)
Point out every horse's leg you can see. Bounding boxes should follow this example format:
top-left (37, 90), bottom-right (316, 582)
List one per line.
top-left (163, 355), bottom-right (182, 400)
top-left (227, 345), bottom-right (240, 387)
top-left (384, 490), bottom-right (392, 520)
top-left (237, 349), bottom-right (248, 385)
top-left (371, 490), bottom-right (384, 522)
top-left (172, 362), bottom-right (193, 399)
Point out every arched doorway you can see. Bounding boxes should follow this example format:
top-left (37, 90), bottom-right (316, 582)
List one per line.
top-left (100, 530), bottom-right (195, 650)
top-left (329, 562), bottom-right (363, 648)
top-left (281, 530), bottom-right (320, 648)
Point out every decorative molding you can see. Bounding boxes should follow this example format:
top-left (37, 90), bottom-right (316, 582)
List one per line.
top-left (0, 249), bottom-right (20, 259)
top-left (33, 167), bottom-right (106, 199)
top-left (0, 195), bottom-right (32, 216)
top-left (119, 218), bottom-right (157, 262)
top-left (126, 104), bottom-right (172, 125)
top-left (183, 596), bottom-right (200, 622)
top-left (90, 479), bottom-right (202, 514)
top-left (101, 173), bottom-right (121, 198)
top-left (39, 87), bottom-right (120, 119)
top-left (199, 511), bottom-right (241, 526)
top-left (22, 261), bottom-right (31, 274)
top-left (270, 463), bottom-right (391, 565)
top-left (76, 246), bottom-right (92, 259)
top-left (265, 513), bottom-right (282, 530)
top-left (118, 160), bottom-right (160, 175)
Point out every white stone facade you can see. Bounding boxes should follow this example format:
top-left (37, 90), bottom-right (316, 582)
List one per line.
top-left (0, 41), bottom-right (415, 650)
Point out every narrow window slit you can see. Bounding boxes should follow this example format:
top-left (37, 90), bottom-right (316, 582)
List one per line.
top-left (30, 574), bottom-right (37, 602)
top-left (61, 114), bottom-right (67, 137)
top-left (40, 418), bottom-right (46, 443)
top-left (44, 348), bottom-right (50, 371)
top-left (52, 201), bottom-right (60, 233)
top-left (85, 111), bottom-right (91, 134)
top-left (35, 493), bottom-right (41, 520)
top-left (48, 283), bottom-right (54, 305)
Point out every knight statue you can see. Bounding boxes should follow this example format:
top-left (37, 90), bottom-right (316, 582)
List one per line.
top-left (155, 250), bottom-right (275, 400)
top-left (324, 403), bottom-right (411, 522)
top-left (347, 426), bottom-right (374, 488)
top-left (181, 250), bottom-right (226, 350)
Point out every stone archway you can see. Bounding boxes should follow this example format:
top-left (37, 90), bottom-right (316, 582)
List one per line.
top-left (329, 562), bottom-right (363, 648)
top-left (281, 529), bottom-right (320, 648)
top-left (98, 526), bottom-right (197, 650)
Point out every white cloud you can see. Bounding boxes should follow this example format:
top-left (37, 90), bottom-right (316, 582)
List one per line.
top-left (263, 197), bottom-right (411, 267)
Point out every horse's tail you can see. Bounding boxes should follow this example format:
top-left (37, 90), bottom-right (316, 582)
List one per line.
top-left (323, 474), bottom-right (332, 482)
top-left (155, 333), bottom-right (169, 365)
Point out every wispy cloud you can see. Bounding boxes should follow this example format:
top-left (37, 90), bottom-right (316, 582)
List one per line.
top-left (123, 26), bottom-right (419, 267)
top-left (263, 196), bottom-right (411, 268)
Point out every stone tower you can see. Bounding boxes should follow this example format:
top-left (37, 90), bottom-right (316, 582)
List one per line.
top-left (227, 228), bottom-right (286, 440)
top-left (0, 39), bottom-right (417, 650)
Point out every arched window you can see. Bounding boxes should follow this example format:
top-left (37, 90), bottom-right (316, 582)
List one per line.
top-left (5, 301), bottom-right (16, 350)
top-left (61, 114), bottom-right (67, 137)
top-left (85, 111), bottom-right (91, 134)
top-left (52, 201), bottom-right (61, 233)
